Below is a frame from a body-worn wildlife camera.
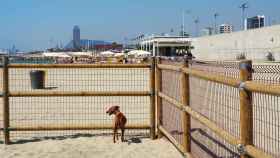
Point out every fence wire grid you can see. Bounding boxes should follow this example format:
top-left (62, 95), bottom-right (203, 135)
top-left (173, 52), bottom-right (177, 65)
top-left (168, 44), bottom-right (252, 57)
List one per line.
top-left (252, 64), bottom-right (280, 157)
top-left (1, 57), bottom-right (280, 158)
top-left (160, 59), bottom-right (280, 158)
top-left (189, 76), bottom-right (240, 158)
top-left (9, 68), bottom-right (149, 92)
top-left (0, 61), bottom-right (151, 143)
top-left (190, 61), bottom-right (240, 157)
top-left (161, 67), bottom-right (183, 145)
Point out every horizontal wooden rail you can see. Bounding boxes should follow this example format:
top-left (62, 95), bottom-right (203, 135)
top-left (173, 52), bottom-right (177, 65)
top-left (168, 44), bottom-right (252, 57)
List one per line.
top-left (158, 91), bottom-right (271, 158)
top-left (8, 63), bottom-right (151, 69)
top-left (9, 91), bottom-right (151, 97)
top-left (158, 126), bottom-right (192, 157)
top-left (158, 92), bottom-right (241, 146)
top-left (182, 68), bottom-right (240, 88)
top-left (9, 124), bottom-right (150, 131)
top-left (246, 145), bottom-right (273, 158)
top-left (244, 81), bottom-right (280, 96)
top-left (183, 105), bottom-right (241, 146)
top-left (158, 92), bottom-right (183, 110)
top-left (182, 67), bottom-right (280, 97)
top-left (157, 64), bottom-right (182, 72)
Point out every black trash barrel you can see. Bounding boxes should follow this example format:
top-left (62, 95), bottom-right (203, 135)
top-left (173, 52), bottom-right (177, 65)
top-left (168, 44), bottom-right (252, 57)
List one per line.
top-left (30, 70), bottom-right (45, 89)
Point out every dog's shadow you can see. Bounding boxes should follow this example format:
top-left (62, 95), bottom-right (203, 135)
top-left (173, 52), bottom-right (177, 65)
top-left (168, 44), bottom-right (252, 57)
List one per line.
top-left (6, 133), bottom-right (147, 145)
top-left (126, 137), bottom-right (142, 145)
top-left (43, 86), bottom-right (58, 90)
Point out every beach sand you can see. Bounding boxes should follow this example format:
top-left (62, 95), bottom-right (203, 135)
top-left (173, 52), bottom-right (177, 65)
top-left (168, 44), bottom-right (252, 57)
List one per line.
top-left (0, 68), bottom-right (184, 157)
top-left (0, 137), bottom-right (184, 158)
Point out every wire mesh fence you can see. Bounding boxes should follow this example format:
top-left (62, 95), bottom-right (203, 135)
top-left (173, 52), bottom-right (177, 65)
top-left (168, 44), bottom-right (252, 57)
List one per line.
top-left (0, 57), bottom-right (152, 144)
top-left (252, 92), bottom-right (280, 157)
top-left (189, 76), bottom-right (240, 157)
top-left (190, 60), bottom-right (240, 79)
top-left (253, 64), bottom-right (280, 84)
top-left (1, 55), bottom-right (280, 157)
top-left (252, 64), bottom-right (280, 157)
top-left (159, 58), bottom-right (280, 158)
top-left (190, 119), bottom-right (240, 158)
top-left (8, 68), bottom-right (150, 92)
top-left (159, 59), bottom-right (242, 157)
top-left (9, 96), bottom-right (150, 143)
top-left (189, 60), bottom-right (240, 157)
top-left (160, 58), bottom-right (183, 145)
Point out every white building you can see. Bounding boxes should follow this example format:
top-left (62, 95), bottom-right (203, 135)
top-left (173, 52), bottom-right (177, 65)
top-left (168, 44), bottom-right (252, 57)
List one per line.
top-left (138, 36), bottom-right (192, 56)
top-left (219, 24), bottom-right (233, 34)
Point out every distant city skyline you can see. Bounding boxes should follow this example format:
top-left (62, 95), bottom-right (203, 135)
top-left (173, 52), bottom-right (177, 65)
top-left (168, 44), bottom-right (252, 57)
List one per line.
top-left (0, 0), bottom-right (280, 51)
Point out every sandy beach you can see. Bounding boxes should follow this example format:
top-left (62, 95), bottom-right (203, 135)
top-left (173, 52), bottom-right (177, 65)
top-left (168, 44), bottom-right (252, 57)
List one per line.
top-left (0, 136), bottom-right (184, 158)
top-left (0, 67), bottom-right (184, 157)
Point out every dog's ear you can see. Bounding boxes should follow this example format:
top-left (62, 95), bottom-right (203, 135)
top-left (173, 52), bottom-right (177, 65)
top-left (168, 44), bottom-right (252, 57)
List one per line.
top-left (116, 106), bottom-right (120, 110)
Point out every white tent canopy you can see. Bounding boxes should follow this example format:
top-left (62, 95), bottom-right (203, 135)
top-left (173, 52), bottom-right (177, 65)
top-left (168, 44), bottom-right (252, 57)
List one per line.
top-left (100, 51), bottom-right (115, 56)
top-left (42, 52), bottom-right (71, 58)
top-left (128, 50), bottom-right (151, 56)
top-left (114, 52), bottom-right (125, 57)
top-left (68, 52), bottom-right (92, 57)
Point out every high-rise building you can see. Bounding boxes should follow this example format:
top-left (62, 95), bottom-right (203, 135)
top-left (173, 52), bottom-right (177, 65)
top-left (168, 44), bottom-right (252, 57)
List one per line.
top-left (245, 15), bottom-right (265, 30)
top-left (219, 24), bottom-right (233, 34)
top-left (73, 25), bottom-right (80, 49)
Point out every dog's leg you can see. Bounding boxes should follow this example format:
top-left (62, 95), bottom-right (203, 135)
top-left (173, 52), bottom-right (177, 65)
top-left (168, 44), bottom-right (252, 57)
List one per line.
top-left (116, 128), bottom-right (119, 140)
top-left (113, 127), bottom-right (117, 143)
top-left (113, 128), bottom-right (117, 143)
top-left (121, 128), bottom-right (125, 142)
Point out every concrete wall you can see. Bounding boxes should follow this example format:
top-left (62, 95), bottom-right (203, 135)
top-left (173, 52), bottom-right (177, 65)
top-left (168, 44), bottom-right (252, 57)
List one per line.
top-left (192, 25), bottom-right (280, 61)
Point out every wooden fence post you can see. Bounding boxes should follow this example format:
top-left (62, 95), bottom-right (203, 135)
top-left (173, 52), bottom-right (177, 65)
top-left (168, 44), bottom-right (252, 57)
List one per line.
top-left (239, 60), bottom-right (253, 157)
top-left (181, 59), bottom-right (191, 153)
top-left (155, 57), bottom-right (162, 138)
top-left (2, 56), bottom-right (10, 144)
top-left (150, 57), bottom-right (156, 139)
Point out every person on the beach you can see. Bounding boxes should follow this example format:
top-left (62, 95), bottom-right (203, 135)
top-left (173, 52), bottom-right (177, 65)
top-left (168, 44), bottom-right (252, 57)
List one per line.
top-left (186, 49), bottom-right (194, 60)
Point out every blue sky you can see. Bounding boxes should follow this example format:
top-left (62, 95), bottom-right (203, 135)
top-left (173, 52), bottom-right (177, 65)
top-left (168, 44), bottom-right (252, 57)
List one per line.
top-left (0, 0), bottom-right (279, 51)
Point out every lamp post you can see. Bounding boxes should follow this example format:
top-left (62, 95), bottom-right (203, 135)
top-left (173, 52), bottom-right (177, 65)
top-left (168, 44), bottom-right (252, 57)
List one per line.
top-left (194, 17), bottom-right (200, 37)
top-left (214, 13), bottom-right (219, 34)
top-left (182, 10), bottom-right (191, 37)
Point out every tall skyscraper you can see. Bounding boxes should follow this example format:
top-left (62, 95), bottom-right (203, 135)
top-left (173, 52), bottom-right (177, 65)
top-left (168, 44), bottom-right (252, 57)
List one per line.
top-left (245, 15), bottom-right (265, 30)
top-left (73, 25), bottom-right (80, 49)
top-left (219, 24), bottom-right (233, 34)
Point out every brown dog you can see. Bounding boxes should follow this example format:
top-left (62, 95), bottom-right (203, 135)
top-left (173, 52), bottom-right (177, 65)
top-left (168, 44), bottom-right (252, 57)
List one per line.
top-left (106, 105), bottom-right (127, 143)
